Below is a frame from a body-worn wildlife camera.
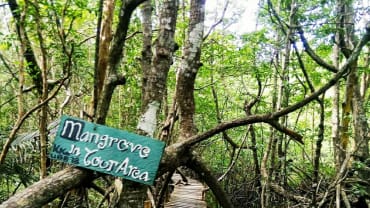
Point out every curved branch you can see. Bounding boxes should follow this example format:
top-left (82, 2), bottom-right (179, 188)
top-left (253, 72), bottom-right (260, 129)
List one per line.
top-left (203, 0), bottom-right (229, 41)
top-left (270, 182), bottom-right (310, 204)
top-left (267, 0), bottom-right (338, 73)
top-left (0, 52), bottom-right (17, 80)
top-left (183, 27), bottom-right (370, 148)
top-left (187, 153), bottom-right (234, 208)
top-left (267, 120), bottom-right (303, 144)
top-left (218, 131), bottom-right (249, 181)
top-left (183, 114), bottom-right (270, 147)
top-left (181, 113), bottom-right (303, 148)
top-left (297, 28), bottom-right (338, 73)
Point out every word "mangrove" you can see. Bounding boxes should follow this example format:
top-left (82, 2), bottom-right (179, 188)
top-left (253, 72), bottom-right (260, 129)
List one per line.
top-left (60, 119), bottom-right (151, 158)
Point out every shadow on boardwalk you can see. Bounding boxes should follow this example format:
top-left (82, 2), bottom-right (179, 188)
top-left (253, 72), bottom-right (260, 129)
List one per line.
top-left (164, 173), bottom-right (207, 208)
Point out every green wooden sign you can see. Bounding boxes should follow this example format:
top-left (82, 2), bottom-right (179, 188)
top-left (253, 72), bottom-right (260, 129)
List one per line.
top-left (49, 115), bottom-right (165, 185)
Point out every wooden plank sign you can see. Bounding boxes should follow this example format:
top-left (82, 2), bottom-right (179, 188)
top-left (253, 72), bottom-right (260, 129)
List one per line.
top-left (49, 115), bottom-right (165, 185)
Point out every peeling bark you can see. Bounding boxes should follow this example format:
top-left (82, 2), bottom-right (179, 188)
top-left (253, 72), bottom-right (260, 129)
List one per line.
top-left (112, 0), bottom-right (180, 207)
top-left (137, 101), bottom-right (160, 137)
top-left (138, 0), bottom-right (179, 136)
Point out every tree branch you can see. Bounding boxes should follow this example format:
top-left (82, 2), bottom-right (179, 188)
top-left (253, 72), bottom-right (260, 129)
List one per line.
top-left (273, 28), bottom-right (370, 118)
top-left (181, 28), bottom-right (370, 148)
top-left (0, 167), bottom-right (93, 208)
top-left (297, 27), bottom-right (338, 73)
top-left (0, 52), bottom-right (17, 81)
top-left (203, 0), bottom-right (229, 41)
top-left (267, 120), bottom-right (303, 144)
top-left (95, 0), bottom-right (146, 124)
top-left (270, 182), bottom-right (310, 204)
top-left (0, 77), bottom-right (68, 164)
top-left (187, 153), bottom-right (234, 208)
top-left (267, 0), bottom-right (338, 73)
top-left (218, 131), bottom-right (249, 181)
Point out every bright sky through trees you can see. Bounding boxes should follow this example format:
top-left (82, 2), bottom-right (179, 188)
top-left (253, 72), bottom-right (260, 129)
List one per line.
top-left (206, 0), bottom-right (260, 34)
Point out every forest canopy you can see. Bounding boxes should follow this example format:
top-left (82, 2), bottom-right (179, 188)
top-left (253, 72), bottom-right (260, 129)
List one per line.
top-left (0, 0), bottom-right (369, 207)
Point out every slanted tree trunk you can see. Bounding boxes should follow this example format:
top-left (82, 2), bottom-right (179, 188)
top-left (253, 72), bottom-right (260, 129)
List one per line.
top-left (138, 0), bottom-right (179, 137)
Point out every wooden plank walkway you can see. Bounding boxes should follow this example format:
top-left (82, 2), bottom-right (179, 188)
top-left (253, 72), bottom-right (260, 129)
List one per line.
top-left (164, 174), bottom-right (207, 208)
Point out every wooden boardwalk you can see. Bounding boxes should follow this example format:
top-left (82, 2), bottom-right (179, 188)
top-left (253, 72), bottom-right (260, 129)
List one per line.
top-left (164, 174), bottom-right (207, 208)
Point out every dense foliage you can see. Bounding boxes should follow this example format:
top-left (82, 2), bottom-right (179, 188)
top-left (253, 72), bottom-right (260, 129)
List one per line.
top-left (0, 0), bottom-right (369, 207)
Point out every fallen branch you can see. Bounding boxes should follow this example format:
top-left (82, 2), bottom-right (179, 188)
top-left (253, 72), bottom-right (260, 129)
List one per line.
top-left (270, 182), bottom-right (310, 204)
top-left (0, 167), bottom-right (92, 208)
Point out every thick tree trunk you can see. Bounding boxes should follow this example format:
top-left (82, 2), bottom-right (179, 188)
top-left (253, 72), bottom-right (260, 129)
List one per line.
top-left (335, 0), bottom-right (370, 206)
top-left (140, 0), bottom-right (153, 112)
top-left (176, 0), bottom-right (205, 141)
top-left (138, 0), bottom-right (179, 137)
top-left (111, 1), bottom-right (179, 207)
top-left (174, 0), bottom-right (233, 207)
